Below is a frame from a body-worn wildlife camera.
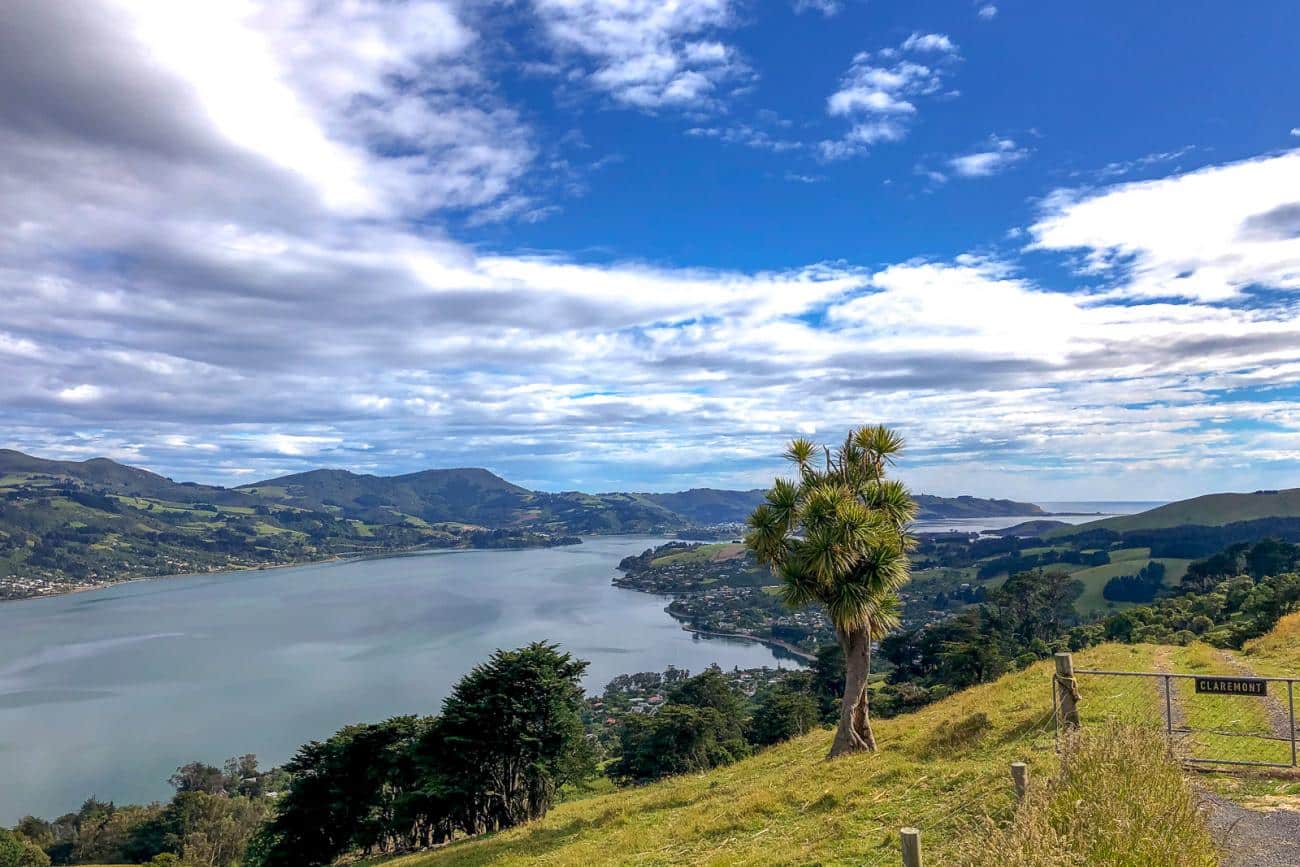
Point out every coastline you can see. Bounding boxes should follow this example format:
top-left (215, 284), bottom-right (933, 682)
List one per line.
top-left (0, 550), bottom-right (362, 605)
top-left (0, 537), bottom-right (585, 605)
top-left (680, 624), bottom-right (818, 663)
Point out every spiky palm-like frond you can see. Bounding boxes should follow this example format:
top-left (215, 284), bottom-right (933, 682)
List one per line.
top-left (783, 438), bottom-right (817, 472)
top-left (863, 478), bottom-right (919, 532)
top-left (776, 557), bottom-right (822, 610)
top-left (746, 504), bottom-right (787, 567)
top-left (746, 425), bottom-right (915, 637)
top-left (854, 424), bottom-right (905, 462)
top-left (867, 592), bottom-right (903, 638)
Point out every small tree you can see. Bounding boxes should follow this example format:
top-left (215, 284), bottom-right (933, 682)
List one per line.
top-left (746, 425), bottom-right (916, 757)
top-left (749, 685), bottom-right (819, 746)
top-left (0, 828), bottom-right (49, 867)
top-left (429, 643), bottom-right (595, 833)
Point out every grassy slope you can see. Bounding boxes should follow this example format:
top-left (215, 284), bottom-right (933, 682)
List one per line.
top-left (1070, 557), bottom-right (1193, 615)
top-left (1242, 611), bottom-right (1300, 674)
top-left (1048, 488), bottom-right (1300, 537)
top-left (379, 643), bottom-right (1164, 867)
top-left (650, 543), bottom-right (747, 567)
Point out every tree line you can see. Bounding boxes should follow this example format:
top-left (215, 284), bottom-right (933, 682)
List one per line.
top-left (875, 539), bottom-right (1300, 715)
top-left (6, 644), bottom-right (851, 867)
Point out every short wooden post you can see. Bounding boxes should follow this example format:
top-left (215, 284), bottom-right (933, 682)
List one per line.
top-left (900, 827), bottom-right (922, 867)
top-left (1054, 652), bottom-right (1080, 729)
top-left (1010, 761), bottom-right (1028, 801)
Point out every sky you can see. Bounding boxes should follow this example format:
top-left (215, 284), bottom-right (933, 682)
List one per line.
top-left (3, 0), bottom-right (1300, 500)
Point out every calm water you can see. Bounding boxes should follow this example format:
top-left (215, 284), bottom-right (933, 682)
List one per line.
top-left (0, 536), bottom-right (795, 823)
top-left (910, 501), bottom-right (1160, 535)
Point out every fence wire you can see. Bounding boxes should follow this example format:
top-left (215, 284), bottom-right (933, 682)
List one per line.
top-left (1066, 669), bottom-right (1299, 768)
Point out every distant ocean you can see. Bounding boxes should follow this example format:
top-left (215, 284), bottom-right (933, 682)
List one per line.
top-left (1036, 501), bottom-right (1167, 516)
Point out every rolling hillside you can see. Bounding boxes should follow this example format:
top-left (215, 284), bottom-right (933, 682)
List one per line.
top-left (376, 618), bottom-right (1300, 866)
top-left (0, 449), bottom-right (1056, 597)
top-left (0, 449), bottom-right (254, 506)
top-left (372, 643), bottom-right (1211, 867)
top-left (913, 494), bottom-right (1047, 519)
top-left (1049, 488), bottom-right (1300, 536)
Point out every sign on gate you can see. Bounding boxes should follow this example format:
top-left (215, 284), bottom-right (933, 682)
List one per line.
top-left (1194, 676), bottom-right (1268, 697)
top-left (1063, 664), bottom-right (1298, 768)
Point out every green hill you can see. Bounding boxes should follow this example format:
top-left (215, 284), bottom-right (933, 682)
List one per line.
top-left (239, 467), bottom-right (542, 527)
top-left (371, 642), bottom-right (1213, 867)
top-left (0, 449), bottom-right (1060, 597)
top-left (1048, 489), bottom-right (1300, 537)
top-left (638, 488), bottom-right (767, 524)
top-left (913, 494), bottom-right (1046, 519)
top-left (0, 449), bottom-right (254, 506)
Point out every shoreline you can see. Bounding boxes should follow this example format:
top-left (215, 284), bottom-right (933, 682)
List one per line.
top-left (0, 538), bottom-right (586, 605)
top-left (680, 624), bottom-right (818, 663)
top-left (0, 550), bottom-right (362, 605)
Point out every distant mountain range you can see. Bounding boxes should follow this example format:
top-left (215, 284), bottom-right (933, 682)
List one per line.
top-left (0, 449), bottom-right (1045, 596)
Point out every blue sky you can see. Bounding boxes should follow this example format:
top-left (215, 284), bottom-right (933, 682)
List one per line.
top-left (3, 0), bottom-right (1300, 500)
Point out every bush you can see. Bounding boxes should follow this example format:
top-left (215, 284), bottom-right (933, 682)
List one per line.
top-left (748, 686), bottom-right (819, 746)
top-left (0, 829), bottom-right (48, 867)
top-left (954, 722), bottom-right (1218, 866)
top-left (607, 704), bottom-right (749, 782)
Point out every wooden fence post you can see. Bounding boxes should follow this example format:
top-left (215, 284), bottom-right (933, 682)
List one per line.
top-left (1010, 761), bottom-right (1028, 801)
top-left (1054, 652), bottom-right (1080, 729)
top-left (900, 827), bottom-right (922, 867)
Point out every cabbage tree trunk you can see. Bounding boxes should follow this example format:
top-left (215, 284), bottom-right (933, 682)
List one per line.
top-left (828, 626), bottom-right (876, 758)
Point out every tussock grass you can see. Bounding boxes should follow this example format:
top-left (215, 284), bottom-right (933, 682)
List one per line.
top-left (376, 644), bottom-right (1169, 866)
top-left (1243, 611), bottom-right (1300, 674)
top-left (954, 722), bottom-right (1219, 867)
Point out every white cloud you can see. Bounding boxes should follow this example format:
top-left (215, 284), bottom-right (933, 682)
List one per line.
top-left (948, 136), bottom-right (1029, 177)
top-left (252, 434), bottom-right (344, 457)
top-left (5, 2), bottom-right (1300, 498)
top-left (820, 37), bottom-right (958, 159)
top-left (686, 125), bottom-right (803, 152)
top-left (1030, 149), bottom-right (1300, 300)
top-left (530, 0), bottom-right (748, 111)
top-left (900, 32), bottom-right (958, 54)
top-left (57, 384), bottom-right (104, 403)
top-left (1291, 127), bottom-right (1300, 137)
top-left (978, 5), bottom-right (998, 19)
top-left (103, 0), bottom-right (535, 221)
top-left (793, 0), bottom-right (840, 15)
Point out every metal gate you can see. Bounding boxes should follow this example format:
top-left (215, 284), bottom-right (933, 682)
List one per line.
top-left (1061, 668), bottom-right (1299, 768)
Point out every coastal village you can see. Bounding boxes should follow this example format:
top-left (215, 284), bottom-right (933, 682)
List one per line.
top-left (583, 665), bottom-right (794, 748)
top-left (612, 538), bottom-right (978, 658)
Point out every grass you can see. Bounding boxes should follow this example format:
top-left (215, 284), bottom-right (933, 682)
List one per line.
top-left (376, 643), bottom-right (1164, 866)
top-left (651, 543), bottom-right (746, 567)
top-left (1069, 558), bottom-right (1192, 616)
top-left (1108, 546), bottom-right (1152, 562)
top-left (1164, 644), bottom-right (1292, 766)
top-left (953, 721), bottom-right (1218, 867)
top-left (1242, 611), bottom-right (1300, 674)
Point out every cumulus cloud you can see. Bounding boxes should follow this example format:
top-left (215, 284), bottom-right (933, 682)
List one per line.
top-left (948, 136), bottom-right (1030, 177)
top-left (978, 5), bottom-right (998, 19)
top-left (529, 0), bottom-right (749, 111)
top-left (820, 36), bottom-right (959, 159)
top-left (1030, 149), bottom-right (1300, 300)
top-left (5, 1), bottom-right (1300, 498)
top-left (900, 32), bottom-right (958, 54)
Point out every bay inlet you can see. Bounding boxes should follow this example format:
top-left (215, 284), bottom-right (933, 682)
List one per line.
top-left (0, 536), bottom-right (793, 823)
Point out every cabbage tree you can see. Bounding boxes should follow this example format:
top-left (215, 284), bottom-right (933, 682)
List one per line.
top-left (746, 425), bottom-right (916, 757)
